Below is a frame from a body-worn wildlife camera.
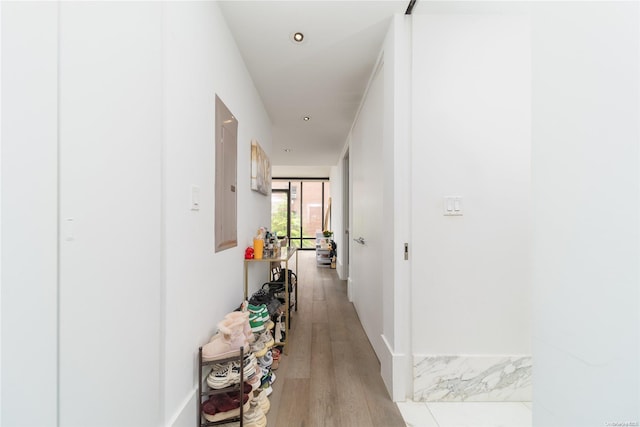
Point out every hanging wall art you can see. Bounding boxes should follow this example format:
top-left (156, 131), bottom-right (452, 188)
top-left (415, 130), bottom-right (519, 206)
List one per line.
top-left (250, 139), bottom-right (271, 195)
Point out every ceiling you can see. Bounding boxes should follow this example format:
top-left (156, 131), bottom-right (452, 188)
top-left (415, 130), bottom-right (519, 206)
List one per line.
top-left (218, 0), bottom-right (409, 173)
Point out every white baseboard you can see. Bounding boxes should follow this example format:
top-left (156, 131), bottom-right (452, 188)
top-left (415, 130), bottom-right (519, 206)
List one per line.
top-left (413, 354), bottom-right (532, 402)
top-left (167, 388), bottom-right (196, 427)
top-left (380, 334), bottom-right (409, 402)
top-left (336, 260), bottom-right (346, 280)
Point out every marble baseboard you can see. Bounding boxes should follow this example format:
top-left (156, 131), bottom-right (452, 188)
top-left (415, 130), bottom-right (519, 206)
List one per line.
top-left (413, 355), bottom-right (532, 402)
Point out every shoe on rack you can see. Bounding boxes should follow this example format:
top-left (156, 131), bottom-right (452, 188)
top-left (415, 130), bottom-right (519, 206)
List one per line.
top-left (207, 362), bottom-right (238, 389)
top-left (202, 330), bottom-right (247, 362)
top-left (201, 399), bottom-right (218, 420)
top-left (259, 305), bottom-right (270, 323)
top-left (229, 358), bottom-right (255, 380)
top-left (246, 366), bottom-right (262, 390)
top-left (253, 388), bottom-right (271, 415)
top-left (227, 390), bottom-right (250, 408)
top-left (259, 365), bottom-right (271, 380)
top-left (260, 369), bottom-right (273, 384)
top-left (217, 316), bottom-right (246, 337)
top-left (259, 378), bottom-right (273, 397)
top-left (242, 353), bottom-right (257, 376)
top-left (201, 392), bottom-right (250, 423)
top-left (259, 369), bottom-right (275, 386)
top-left (248, 303), bottom-right (270, 323)
top-left (248, 310), bottom-right (265, 333)
top-left (271, 348), bottom-right (281, 371)
top-left (245, 359), bottom-right (259, 380)
top-left (246, 369), bottom-right (261, 391)
top-left (264, 318), bottom-right (275, 331)
top-left (257, 350), bottom-right (273, 369)
top-left (252, 365), bottom-right (262, 384)
top-left (274, 313), bottom-right (285, 344)
top-left (224, 310), bottom-right (255, 343)
top-left (256, 329), bottom-right (275, 350)
top-left (243, 400), bottom-right (267, 427)
top-left (251, 336), bottom-right (267, 357)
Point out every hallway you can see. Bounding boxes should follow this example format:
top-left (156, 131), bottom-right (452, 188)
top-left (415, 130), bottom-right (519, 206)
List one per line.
top-left (2, 2), bottom-right (638, 426)
top-left (266, 251), bottom-right (406, 427)
top-left (266, 252), bottom-right (534, 427)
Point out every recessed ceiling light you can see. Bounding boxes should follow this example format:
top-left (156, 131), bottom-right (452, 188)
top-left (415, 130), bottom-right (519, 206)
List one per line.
top-left (303, 116), bottom-right (311, 121)
top-left (292, 32), bottom-right (304, 43)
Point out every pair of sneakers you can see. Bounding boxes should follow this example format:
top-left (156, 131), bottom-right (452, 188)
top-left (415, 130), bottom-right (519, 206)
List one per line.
top-left (243, 399), bottom-right (267, 427)
top-left (207, 354), bottom-right (256, 389)
top-left (251, 329), bottom-right (274, 358)
top-left (241, 388), bottom-right (270, 427)
top-left (257, 350), bottom-right (273, 370)
top-left (259, 369), bottom-right (276, 396)
top-left (274, 312), bottom-right (286, 344)
top-left (246, 364), bottom-right (262, 391)
top-left (253, 388), bottom-right (270, 414)
top-left (248, 303), bottom-right (272, 332)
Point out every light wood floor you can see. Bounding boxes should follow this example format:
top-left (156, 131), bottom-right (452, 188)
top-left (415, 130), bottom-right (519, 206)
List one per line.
top-left (266, 251), bottom-right (406, 427)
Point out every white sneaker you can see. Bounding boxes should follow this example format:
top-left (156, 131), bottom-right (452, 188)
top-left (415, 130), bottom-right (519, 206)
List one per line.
top-left (206, 362), bottom-right (239, 389)
top-left (274, 313), bottom-right (285, 344)
top-left (243, 400), bottom-right (267, 427)
top-left (253, 388), bottom-right (271, 414)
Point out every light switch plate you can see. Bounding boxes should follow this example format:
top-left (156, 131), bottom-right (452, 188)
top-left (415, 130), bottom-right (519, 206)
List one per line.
top-left (191, 185), bottom-right (200, 211)
top-left (64, 218), bottom-right (75, 241)
top-left (444, 196), bottom-right (463, 216)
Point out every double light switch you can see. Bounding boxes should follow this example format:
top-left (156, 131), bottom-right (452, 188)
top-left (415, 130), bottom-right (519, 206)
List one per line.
top-left (443, 197), bottom-right (463, 216)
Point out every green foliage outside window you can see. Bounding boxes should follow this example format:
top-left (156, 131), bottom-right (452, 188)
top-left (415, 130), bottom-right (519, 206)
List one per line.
top-left (271, 198), bottom-right (300, 238)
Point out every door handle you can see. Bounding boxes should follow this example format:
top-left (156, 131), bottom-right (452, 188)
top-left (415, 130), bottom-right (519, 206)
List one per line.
top-left (353, 237), bottom-right (365, 245)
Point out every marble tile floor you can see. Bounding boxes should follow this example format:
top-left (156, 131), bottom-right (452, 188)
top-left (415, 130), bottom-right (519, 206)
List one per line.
top-left (397, 401), bottom-right (532, 427)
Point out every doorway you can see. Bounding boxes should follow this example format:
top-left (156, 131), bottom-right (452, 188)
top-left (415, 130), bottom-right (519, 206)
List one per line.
top-left (349, 64), bottom-right (385, 359)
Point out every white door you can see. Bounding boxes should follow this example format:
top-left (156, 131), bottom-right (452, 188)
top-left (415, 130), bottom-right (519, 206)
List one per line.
top-left (349, 65), bottom-right (385, 359)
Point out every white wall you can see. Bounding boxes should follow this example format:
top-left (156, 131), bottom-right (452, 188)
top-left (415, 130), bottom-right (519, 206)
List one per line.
top-left (412, 5), bottom-right (531, 354)
top-left (381, 14), bottom-right (413, 401)
top-left (58, 3), bottom-right (166, 426)
top-left (1, 3), bottom-right (59, 425)
top-left (163, 3), bottom-right (271, 426)
top-left (408, 5), bottom-right (532, 402)
top-left (58, 4), bottom-right (163, 426)
top-left (411, 6), bottom-right (532, 357)
top-left (531, 2), bottom-right (639, 425)
top-left (1, 2), bottom-right (272, 426)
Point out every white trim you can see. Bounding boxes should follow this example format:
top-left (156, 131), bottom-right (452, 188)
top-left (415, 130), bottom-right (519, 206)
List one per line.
top-left (166, 388), bottom-right (196, 427)
top-left (336, 259), bottom-right (346, 280)
top-left (381, 334), bottom-right (410, 402)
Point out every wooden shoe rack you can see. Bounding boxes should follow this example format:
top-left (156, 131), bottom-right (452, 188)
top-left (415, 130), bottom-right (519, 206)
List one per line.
top-left (197, 346), bottom-right (245, 427)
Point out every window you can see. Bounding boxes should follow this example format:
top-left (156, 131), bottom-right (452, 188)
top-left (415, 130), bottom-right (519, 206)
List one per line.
top-left (271, 179), bottom-right (330, 249)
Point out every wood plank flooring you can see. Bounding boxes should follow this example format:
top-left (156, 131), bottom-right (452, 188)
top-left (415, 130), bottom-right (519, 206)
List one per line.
top-left (266, 251), bottom-right (406, 427)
